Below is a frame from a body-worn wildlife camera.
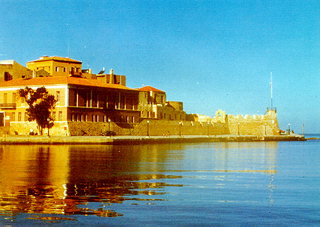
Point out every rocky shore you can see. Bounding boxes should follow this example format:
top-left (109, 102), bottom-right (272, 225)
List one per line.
top-left (0, 134), bottom-right (306, 145)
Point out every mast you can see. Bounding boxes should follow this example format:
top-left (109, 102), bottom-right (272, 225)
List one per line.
top-left (270, 72), bottom-right (273, 109)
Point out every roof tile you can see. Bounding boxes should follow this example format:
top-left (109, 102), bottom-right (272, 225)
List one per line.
top-left (0, 76), bottom-right (137, 91)
top-left (28, 56), bottom-right (81, 64)
top-left (138, 86), bottom-right (165, 93)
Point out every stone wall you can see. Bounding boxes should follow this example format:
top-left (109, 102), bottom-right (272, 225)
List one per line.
top-left (67, 119), bottom-right (229, 136)
top-left (226, 110), bottom-right (279, 136)
top-left (10, 121), bottom-right (69, 136)
top-left (5, 110), bottom-right (279, 137)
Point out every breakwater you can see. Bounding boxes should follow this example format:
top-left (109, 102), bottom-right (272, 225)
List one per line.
top-left (0, 134), bottom-right (305, 145)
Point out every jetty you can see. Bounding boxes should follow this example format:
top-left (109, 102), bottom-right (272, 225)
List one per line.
top-left (0, 134), bottom-right (305, 145)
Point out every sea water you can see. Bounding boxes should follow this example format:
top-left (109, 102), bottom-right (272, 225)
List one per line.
top-left (0, 136), bottom-right (319, 225)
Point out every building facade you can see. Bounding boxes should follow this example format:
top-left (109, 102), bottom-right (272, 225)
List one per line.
top-left (138, 86), bottom-right (186, 121)
top-left (0, 60), bottom-right (32, 81)
top-left (0, 57), bottom-right (141, 135)
top-left (26, 56), bottom-right (83, 77)
top-left (0, 56), bottom-right (189, 136)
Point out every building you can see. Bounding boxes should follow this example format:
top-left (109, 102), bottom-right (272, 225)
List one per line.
top-left (0, 56), bottom-right (190, 136)
top-left (0, 56), bottom-right (140, 135)
top-left (0, 60), bottom-right (32, 81)
top-left (138, 86), bottom-right (186, 121)
top-left (26, 56), bottom-right (82, 77)
top-left (26, 56), bottom-right (127, 85)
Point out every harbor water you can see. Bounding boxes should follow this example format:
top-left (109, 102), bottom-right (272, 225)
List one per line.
top-left (0, 136), bottom-right (319, 225)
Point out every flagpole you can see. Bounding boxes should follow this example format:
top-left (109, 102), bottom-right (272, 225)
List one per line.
top-left (270, 72), bottom-right (273, 109)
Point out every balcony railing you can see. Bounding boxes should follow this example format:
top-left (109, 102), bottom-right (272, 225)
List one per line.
top-left (0, 103), bottom-right (16, 109)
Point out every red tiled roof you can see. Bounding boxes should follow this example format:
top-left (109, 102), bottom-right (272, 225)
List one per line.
top-left (0, 76), bottom-right (137, 91)
top-left (28, 56), bottom-right (82, 64)
top-left (138, 86), bottom-right (165, 93)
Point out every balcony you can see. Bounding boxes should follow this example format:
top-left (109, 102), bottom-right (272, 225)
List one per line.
top-left (0, 103), bottom-right (17, 109)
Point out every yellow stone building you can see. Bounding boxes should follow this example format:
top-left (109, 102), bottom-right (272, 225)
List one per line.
top-left (0, 56), bottom-right (188, 136)
top-left (0, 60), bottom-right (32, 81)
top-left (26, 56), bottom-right (82, 77)
top-left (0, 56), bottom-right (141, 135)
top-left (138, 86), bottom-right (186, 121)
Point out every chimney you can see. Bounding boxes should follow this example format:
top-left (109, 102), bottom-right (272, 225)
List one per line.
top-left (109, 68), bottom-right (114, 84)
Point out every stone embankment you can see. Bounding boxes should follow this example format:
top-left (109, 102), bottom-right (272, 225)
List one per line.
top-left (0, 134), bottom-right (306, 145)
top-left (306, 137), bottom-right (320, 140)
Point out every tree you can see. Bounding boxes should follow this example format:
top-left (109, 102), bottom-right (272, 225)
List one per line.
top-left (19, 87), bottom-right (57, 136)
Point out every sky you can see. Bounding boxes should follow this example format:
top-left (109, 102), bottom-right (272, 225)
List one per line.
top-left (0, 0), bottom-right (319, 133)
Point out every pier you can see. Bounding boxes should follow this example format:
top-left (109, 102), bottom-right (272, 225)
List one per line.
top-left (0, 134), bottom-right (306, 145)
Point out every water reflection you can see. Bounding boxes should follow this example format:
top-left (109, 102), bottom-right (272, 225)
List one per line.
top-left (213, 142), bottom-right (278, 205)
top-left (0, 144), bottom-right (185, 220)
top-left (0, 145), bottom-right (69, 216)
top-left (212, 142), bottom-right (278, 174)
top-left (0, 142), bottom-right (279, 222)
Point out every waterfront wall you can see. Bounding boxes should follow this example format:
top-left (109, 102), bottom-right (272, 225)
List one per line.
top-left (5, 110), bottom-right (280, 136)
top-left (0, 134), bottom-right (306, 145)
top-left (68, 120), bottom-right (230, 136)
top-left (10, 121), bottom-right (69, 136)
top-left (226, 110), bottom-right (280, 136)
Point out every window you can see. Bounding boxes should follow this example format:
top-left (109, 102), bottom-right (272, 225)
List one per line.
top-left (18, 112), bottom-right (21, 121)
top-left (12, 93), bottom-right (16, 103)
top-left (4, 72), bottom-right (12, 81)
top-left (91, 115), bottom-right (99, 122)
top-left (52, 111), bottom-right (56, 120)
top-left (12, 112), bottom-right (15, 121)
top-left (58, 111), bottom-right (62, 121)
top-left (3, 93), bottom-right (7, 104)
top-left (56, 91), bottom-right (60, 102)
top-left (24, 112), bottom-right (28, 121)
top-left (55, 67), bottom-right (59, 72)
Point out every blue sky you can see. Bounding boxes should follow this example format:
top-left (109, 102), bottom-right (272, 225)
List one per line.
top-left (0, 0), bottom-right (319, 133)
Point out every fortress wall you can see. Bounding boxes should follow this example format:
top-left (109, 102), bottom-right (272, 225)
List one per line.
top-left (7, 110), bottom-right (279, 136)
top-left (227, 111), bottom-right (280, 136)
top-left (227, 121), bottom-right (276, 136)
top-left (133, 120), bottom-right (229, 136)
top-left (67, 120), bottom-right (229, 136)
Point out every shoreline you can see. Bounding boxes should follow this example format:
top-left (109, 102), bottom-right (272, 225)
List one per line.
top-left (0, 134), bottom-right (306, 145)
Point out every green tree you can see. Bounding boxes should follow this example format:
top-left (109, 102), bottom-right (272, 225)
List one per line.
top-left (19, 87), bottom-right (57, 136)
